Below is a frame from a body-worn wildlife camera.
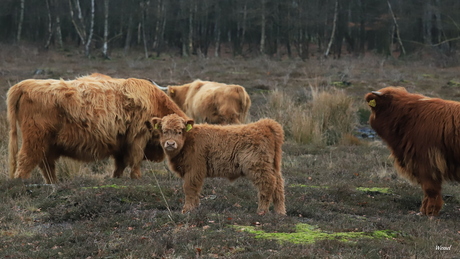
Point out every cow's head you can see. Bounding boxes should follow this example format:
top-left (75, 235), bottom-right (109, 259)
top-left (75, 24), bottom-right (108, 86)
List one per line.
top-left (365, 86), bottom-right (407, 113)
top-left (148, 114), bottom-right (194, 157)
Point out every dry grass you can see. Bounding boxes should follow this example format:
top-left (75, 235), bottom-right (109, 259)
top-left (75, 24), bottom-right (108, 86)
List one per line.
top-left (259, 86), bottom-right (357, 146)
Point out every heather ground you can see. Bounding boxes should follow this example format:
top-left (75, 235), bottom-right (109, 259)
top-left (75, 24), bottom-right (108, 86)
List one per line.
top-left (0, 44), bottom-right (459, 258)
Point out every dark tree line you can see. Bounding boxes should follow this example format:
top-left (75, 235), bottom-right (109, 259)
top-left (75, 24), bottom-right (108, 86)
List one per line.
top-left (1, 0), bottom-right (460, 59)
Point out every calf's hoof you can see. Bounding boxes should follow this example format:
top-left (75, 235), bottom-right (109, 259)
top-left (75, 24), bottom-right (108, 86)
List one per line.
top-left (181, 204), bottom-right (198, 214)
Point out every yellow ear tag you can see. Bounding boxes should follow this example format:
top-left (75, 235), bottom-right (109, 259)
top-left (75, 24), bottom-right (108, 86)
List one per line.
top-left (170, 89), bottom-right (174, 94)
top-left (154, 123), bottom-right (159, 129)
top-left (368, 99), bottom-right (376, 107)
top-left (186, 124), bottom-right (193, 132)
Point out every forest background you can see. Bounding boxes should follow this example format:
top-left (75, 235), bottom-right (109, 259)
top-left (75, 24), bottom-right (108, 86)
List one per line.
top-left (2, 0), bottom-right (459, 61)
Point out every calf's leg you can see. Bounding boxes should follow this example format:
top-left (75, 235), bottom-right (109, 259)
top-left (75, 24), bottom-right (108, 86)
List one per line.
top-left (182, 173), bottom-right (204, 213)
top-left (247, 167), bottom-right (277, 215)
top-left (272, 174), bottom-right (286, 215)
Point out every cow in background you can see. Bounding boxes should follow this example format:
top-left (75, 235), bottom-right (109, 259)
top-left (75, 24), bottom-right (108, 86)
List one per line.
top-left (84, 72), bottom-right (114, 80)
top-left (154, 80), bottom-right (251, 125)
top-left (7, 76), bottom-right (189, 184)
top-left (365, 86), bottom-right (460, 215)
top-left (149, 114), bottom-right (286, 215)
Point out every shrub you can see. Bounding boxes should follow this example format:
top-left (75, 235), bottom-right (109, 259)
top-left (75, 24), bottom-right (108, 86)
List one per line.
top-left (261, 87), bottom-right (358, 146)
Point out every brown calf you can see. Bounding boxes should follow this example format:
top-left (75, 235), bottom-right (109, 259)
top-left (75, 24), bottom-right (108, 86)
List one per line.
top-left (150, 114), bottom-right (286, 215)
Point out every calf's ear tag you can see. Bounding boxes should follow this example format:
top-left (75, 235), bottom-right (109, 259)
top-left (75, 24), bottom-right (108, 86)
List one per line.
top-left (154, 123), bottom-right (159, 129)
top-left (186, 124), bottom-right (193, 132)
top-left (368, 99), bottom-right (376, 107)
top-left (170, 89), bottom-right (175, 94)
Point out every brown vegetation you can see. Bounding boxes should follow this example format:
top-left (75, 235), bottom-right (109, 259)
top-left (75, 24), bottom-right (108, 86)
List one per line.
top-left (0, 46), bottom-right (459, 258)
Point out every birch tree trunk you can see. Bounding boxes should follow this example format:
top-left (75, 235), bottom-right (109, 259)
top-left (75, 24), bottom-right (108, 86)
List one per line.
top-left (124, 14), bottom-right (133, 53)
top-left (259, 0), bottom-right (266, 54)
top-left (55, 16), bottom-right (63, 49)
top-left (102, 0), bottom-right (110, 59)
top-left (423, 0), bottom-right (433, 45)
top-left (45, 0), bottom-right (53, 49)
top-left (387, 0), bottom-right (406, 56)
top-left (69, 0), bottom-right (86, 46)
top-left (214, 3), bottom-right (221, 57)
top-left (188, 3), bottom-right (194, 54)
top-left (156, 4), bottom-right (167, 58)
top-left (84, 0), bottom-right (95, 57)
top-left (240, 2), bottom-right (248, 54)
top-left (17, 0), bottom-right (25, 43)
top-left (153, 0), bottom-right (162, 50)
top-left (141, 1), bottom-right (149, 59)
top-left (324, 0), bottom-right (338, 57)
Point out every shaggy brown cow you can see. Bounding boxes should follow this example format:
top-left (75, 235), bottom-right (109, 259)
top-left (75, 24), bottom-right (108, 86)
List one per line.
top-left (7, 76), bottom-right (189, 184)
top-left (365, 86), bottom-right (460, 215)
top-left (155, 80), bottom-right (251, 124)
top-left (150, 114), bottom-right (286, 215)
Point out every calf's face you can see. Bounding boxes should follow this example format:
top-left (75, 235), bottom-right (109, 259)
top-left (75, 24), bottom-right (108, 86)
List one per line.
top-left (150, 114), bottom-right (194, 156)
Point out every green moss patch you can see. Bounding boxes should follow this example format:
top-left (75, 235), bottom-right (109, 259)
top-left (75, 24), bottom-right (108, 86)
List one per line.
top-left (356, 187), bottom-right (391, 194)
top-left (231, 223), bottom-right (397, 244)
top-left (82, 184), bottom-right (128, 189)
top-left (447, 80), bottom-right (460, 87)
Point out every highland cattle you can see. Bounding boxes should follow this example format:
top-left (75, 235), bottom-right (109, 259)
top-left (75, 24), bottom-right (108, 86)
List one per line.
top-left (155, 80), bottom-right (251, 124)
top-left (7, 76), bottom-right (189, 183)
top-left (365, 86), bottom-right (460, 215)
top-left (149, 114), bottom-right (286, 215)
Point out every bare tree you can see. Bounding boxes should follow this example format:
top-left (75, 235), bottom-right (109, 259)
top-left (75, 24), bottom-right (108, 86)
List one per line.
top-left (387, 0), bottom-right (406, 56)
top-left (214, 2), bottom-right (221, 57)
top-left (260, 0), bottom-right (266, 54)
top-left (68, 0), bottom-right (95, 57)
top-left (45, 0), bottom-right (63, 49)
top-left (124, 14), bottom-right (133, 53)
top-left (45, 0), bottom-right (53, 48)
top-left (140, 0), bottom-right (149, 58)
top-left (55, 16), bottom-right (63, 49)
top-left (102, 0), bottom-right (110, 59)
top-left (85, 0), bottom-right (95, 57)
top-left (16, 0), bottom-right (25, 43)
top-left (324, 0), bottom-right (338, 57)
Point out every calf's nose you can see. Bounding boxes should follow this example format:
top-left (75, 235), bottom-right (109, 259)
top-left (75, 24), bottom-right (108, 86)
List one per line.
top-left (164, 140), bottom-right (177, 149)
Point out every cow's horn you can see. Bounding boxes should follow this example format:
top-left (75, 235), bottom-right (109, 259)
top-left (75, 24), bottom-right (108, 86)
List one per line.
top-left (150, 80), bottom-right (169, 91)
top-left (372, 91), bottom-right (383, 96)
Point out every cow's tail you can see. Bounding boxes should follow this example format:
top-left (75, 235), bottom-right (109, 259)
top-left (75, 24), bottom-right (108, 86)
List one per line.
top-left (269, 119), bottom-right (286, 215)
top-left (7, 84), bottom-right (22, 179)
top-left (268, 120), bottom-right (284, 174)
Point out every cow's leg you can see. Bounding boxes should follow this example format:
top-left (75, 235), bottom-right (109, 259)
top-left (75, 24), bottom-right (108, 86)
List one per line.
top-left (182, 173), bottom-right (204, 213)
top-left (38, 151), bottom-right (59, 184)
top-left (420, 179), bottom-right (444, 216)
top-left (112, 155), bottom-right (126, 178)
top-left (130, 164), bottom-right (141, 179)
top-left (272, 173), bottom-right (286, 215)
top-left (14, 134), bottom-right (49, 180)
top-left (125, 142), bottom-right (146, 179)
